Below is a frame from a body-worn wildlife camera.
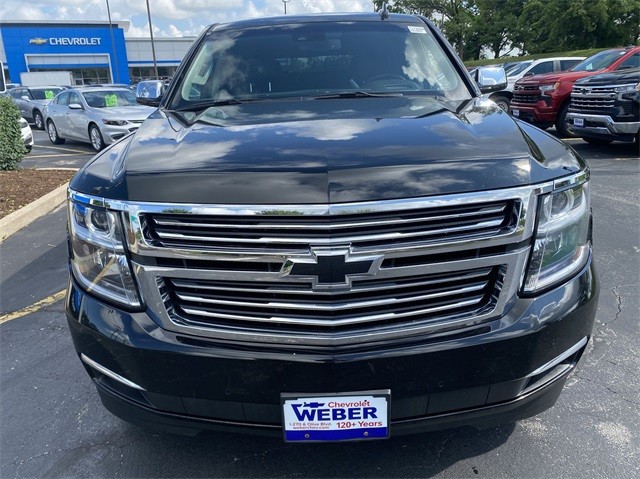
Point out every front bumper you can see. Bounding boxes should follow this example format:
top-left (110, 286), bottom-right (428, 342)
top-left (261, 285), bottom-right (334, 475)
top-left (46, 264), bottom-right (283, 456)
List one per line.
top-left (66, 261), bottom-right (598, 437)
top-left (509, 101), bottom-right (556, 126)
top-left (101, 124), bottom-right (141, 144)
top-left (566, 112), bottom-right (640, 141)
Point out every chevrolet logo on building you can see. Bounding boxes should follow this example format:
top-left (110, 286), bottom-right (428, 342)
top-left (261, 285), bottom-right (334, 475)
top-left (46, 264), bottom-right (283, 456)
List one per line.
top-left (29, 38), bottom-right (48, 45)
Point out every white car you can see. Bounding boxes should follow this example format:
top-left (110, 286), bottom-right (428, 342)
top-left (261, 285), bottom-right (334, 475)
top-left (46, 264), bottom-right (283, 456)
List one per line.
top-left (486, 57), bottom-right (584, 110)
top-left (19, 117), bottom-right (33, 152)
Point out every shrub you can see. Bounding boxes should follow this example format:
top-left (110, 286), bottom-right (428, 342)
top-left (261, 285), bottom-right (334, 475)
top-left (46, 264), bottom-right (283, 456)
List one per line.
top-left (0, 96), bottom-right (27, 170)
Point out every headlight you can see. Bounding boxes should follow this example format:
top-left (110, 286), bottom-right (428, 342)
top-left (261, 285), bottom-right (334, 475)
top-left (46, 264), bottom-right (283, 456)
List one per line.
top-left (68, 200), bottom-right (141, 307)
top-left (19, 118), bottom-right (28, 128)
top-left (523, 180), bottom-right (591, 292)
top-left (102, 119), bottom-right (129, 126)
top-left (613, 83), bottom-right (637, 93)
top-left (540, 82), bottom-right (560, 94)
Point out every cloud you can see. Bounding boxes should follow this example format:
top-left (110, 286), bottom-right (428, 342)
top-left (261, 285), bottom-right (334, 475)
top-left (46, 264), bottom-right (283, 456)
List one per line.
top-left (0, 1), bottom-right (377, 38)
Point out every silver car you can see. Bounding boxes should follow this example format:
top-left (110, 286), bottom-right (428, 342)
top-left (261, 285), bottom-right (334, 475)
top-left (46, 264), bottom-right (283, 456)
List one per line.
top-left (43, 87), bottom-right (155, 151)
top-left (7, 85), bottom-right (65, 130)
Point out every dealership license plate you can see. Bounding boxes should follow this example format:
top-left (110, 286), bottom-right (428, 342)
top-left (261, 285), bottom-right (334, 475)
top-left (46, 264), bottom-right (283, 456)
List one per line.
top-left (282, 391), bottom-right (390, 442)
top-left (574, 118), bottom-right (584, 127)
top-left (512, 109), bottom-right (520, 117)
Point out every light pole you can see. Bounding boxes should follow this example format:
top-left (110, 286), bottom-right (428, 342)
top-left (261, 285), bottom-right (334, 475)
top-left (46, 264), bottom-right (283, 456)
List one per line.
top-left (105, 0), bottom-right (119, 83)
top-left (145, 0), bottom-right (159, 80)
top-left (282, 0), bottom-right (290, 15)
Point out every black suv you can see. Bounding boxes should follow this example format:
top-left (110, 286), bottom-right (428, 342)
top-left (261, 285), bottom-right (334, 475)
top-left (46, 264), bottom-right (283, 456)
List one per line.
top-left (66, 13), bottom-right (598, 442)
top-left (566, 68), bottom-right (640, 147)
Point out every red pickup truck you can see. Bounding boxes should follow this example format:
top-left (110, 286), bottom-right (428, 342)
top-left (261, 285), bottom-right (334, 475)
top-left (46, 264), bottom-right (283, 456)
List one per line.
top-left (509, 46), bottom-right (640, 137)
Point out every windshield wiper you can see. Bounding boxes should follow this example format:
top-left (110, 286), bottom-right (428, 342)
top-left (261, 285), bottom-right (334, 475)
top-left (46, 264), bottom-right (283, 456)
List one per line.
top-left (312, 91), bottom-right (404, 100)
top-left (174, 98), bottom-right (251, 112)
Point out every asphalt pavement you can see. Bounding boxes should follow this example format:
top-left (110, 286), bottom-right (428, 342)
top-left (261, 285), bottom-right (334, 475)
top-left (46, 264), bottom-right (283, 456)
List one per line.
top-left (1, 132), bottom-right (638, 478)
top-left (21, 129), bottom-right (96, 170)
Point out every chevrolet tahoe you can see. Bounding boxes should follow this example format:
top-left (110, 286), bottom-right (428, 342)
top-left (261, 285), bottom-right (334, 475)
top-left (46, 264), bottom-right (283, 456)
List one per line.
top-left (65, 13), bottom-right (598, 442)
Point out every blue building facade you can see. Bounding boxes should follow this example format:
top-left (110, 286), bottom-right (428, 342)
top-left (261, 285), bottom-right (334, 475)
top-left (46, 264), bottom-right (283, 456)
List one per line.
top-left (0, 21), bottom-right (130, 84)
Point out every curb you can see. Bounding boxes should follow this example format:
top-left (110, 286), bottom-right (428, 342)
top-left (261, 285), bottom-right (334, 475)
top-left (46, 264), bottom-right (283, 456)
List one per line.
top-left (0, 182), bottom-right (69, 243)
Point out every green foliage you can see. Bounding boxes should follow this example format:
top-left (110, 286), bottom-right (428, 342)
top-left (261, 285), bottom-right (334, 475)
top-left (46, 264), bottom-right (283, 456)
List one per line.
top-left (519, 0), bottom-right (639, 54)
top-left (0, 96), bottom-right (27, 170)
top-left (373, 0), bottom-right (639, 61)
top-left (473, 0), bottom-right (527, 59)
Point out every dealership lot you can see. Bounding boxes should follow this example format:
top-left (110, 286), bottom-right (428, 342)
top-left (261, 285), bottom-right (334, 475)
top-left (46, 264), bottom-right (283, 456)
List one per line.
top-left (1, 136), bottom-right (638, 477)
top-left (20, 130), bottom-right (96, 170)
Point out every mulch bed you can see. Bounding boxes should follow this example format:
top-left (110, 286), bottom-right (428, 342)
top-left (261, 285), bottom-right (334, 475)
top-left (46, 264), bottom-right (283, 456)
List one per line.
top-left (0, 169), bottom-right (77, 219)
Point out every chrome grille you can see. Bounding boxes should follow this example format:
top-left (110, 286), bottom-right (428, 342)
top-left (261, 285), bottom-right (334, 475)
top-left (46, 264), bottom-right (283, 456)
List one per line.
top-left (65, 180), bottom-right (570, 347)
top-left (513, 93), bottom-right (540, 103)
top-left (142, 200), bottom-right (518, 253)
top-left (571, 85), bottom-right (616, 111)
top-left (571, 97), bottom-right (615, 109)
top-left (163, 266), bottom-right (502, 331)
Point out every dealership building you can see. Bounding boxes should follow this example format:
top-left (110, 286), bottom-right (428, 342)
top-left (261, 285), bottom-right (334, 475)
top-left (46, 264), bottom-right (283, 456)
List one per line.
top-left (0, 20), bottom-right (196, 85)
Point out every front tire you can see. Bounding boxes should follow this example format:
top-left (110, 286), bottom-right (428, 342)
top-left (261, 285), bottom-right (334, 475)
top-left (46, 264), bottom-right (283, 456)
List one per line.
top-left (555, 103), bottom-right (575, 138)
top-left (89, 124), bottom-right (105, 151)
top-left (491, 95), bottom-right (510, 111)
top-left (47, 120), bottom-right (65, 145)
top-left (33, 110), bottom-right (44, 130)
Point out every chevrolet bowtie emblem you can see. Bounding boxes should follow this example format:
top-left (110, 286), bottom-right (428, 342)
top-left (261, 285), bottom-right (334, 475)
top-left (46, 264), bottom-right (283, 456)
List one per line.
top-left (281, 247), bottom-right (384, 290)
top-left (29, 38), bottom-right (48, 45)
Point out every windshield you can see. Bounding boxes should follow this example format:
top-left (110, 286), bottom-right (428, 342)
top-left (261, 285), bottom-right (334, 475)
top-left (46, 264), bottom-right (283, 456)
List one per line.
top-left (506, 62), bottom-right (532, 78)
top-left (32, 88), bottom-right (64, 100)
top-left (169, 21), bottom-right (471, 110)
top-left (82, 89), bottom-right (137, 108)
top-left (571, 50), bottom-right (626, 72)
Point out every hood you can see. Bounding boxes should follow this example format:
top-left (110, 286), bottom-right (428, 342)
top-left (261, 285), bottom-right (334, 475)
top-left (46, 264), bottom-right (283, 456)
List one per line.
top-left (72, 96), bottom-right (584, 204)
top-left (92, 105), bottom-right (155, 121)
top-left (575, 68), bottom-right (640, 86)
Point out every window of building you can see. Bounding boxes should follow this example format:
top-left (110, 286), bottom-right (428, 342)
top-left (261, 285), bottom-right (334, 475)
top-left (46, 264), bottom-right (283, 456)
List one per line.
top-left (29, 67), bottom-right (111, 85)
top-left (129, 66), bottom-right (178, 83)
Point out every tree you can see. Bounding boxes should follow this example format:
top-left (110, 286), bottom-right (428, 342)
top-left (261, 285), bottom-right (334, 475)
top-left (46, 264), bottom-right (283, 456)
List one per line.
top-left (472, 0), bottom-right (526, 58)
top-left (518, 0), bottom-right (639, 54)
top-left (0, 96), bottom-right (27, 170)
top-left (374, 1), bottom-right (479, 59)
top-left (373, 0), bottom-right (638, 59)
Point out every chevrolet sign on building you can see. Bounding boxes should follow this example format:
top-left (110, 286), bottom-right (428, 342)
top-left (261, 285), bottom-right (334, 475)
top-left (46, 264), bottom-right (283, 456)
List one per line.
top-left (1, 20), bottom-right (195, 85)
top-left (49, 37), bottom-right (102, 46)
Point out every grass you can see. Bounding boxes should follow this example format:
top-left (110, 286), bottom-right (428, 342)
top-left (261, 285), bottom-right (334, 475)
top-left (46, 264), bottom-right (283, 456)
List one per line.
top-left (464, 47), bottom-right (610, 67)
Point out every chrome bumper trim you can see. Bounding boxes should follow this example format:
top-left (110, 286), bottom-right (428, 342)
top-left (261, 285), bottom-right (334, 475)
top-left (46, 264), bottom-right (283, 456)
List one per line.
top-left (566, 113), bottom-right (640, 135)
top-left (526, 337), bottom-right (588, 378)
top-left (81, 353), bottom-right (146, 391)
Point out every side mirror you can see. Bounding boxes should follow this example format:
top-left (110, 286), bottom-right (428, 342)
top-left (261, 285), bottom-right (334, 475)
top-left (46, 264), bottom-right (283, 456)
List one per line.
top-left (476, 66), bottom-right (507, 94)
top-left (68, 103), bottom-right (83, 110)
top-left (21, 95), bottom-right (30, 101)
top-left (136, 80), bottom-right (164, 107)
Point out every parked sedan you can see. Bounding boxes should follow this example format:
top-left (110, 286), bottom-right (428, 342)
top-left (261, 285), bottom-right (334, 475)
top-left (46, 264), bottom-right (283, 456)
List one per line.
top-left (6, 85), bottom-right (65, 130)
top-left (43, 87), bottom-right (155, 151)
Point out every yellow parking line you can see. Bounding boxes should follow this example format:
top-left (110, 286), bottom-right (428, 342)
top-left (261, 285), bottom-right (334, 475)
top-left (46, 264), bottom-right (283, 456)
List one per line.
top-left (33, 144), bottom-right (92, 154)
top-left (0, 290), bottom-right (66, 325)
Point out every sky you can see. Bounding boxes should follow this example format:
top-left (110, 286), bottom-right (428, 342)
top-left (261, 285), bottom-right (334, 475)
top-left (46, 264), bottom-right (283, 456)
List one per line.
top-left (1, 0), bottom-right (376, 38)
